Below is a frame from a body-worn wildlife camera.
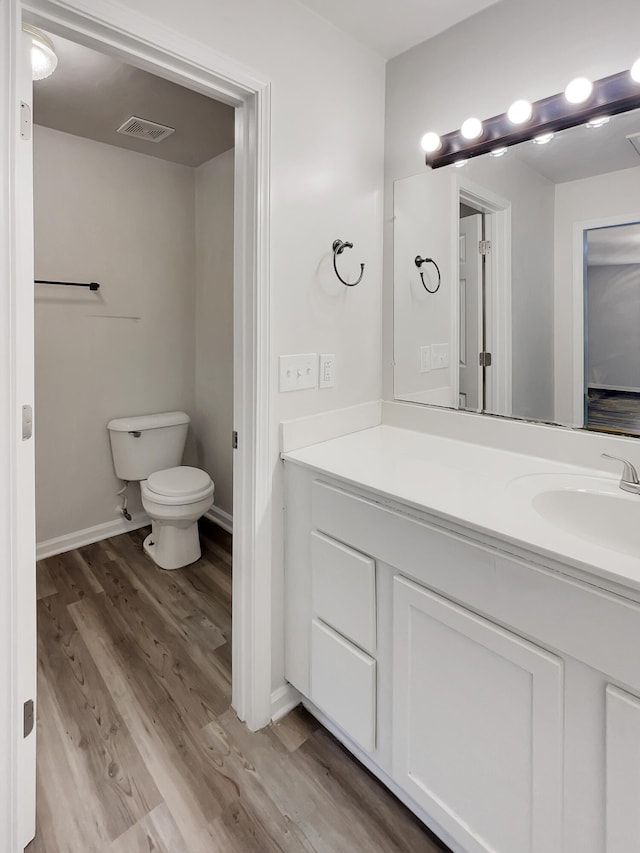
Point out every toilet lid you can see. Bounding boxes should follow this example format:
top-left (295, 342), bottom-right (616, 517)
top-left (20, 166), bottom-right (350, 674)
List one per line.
top-left (147, 466), bottom-right (212, 497)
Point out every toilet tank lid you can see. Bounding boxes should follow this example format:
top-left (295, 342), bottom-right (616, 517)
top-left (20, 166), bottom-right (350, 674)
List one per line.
top-left (107, 411), bottom-right (190, 432)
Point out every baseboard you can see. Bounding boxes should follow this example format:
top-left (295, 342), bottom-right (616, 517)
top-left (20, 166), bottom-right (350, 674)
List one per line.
top-left (36, 512), bottom-right (150, 561)
top-left (270, 683), bottom-right (302, 723)
top-left (204, 506), bottom-right (233, 534)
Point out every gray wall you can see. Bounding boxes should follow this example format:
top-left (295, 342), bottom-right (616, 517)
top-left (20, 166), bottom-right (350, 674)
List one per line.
top-left (34, 126), bottom-right (235, 543)
top-left (587, 264), bottom-right (640, 391)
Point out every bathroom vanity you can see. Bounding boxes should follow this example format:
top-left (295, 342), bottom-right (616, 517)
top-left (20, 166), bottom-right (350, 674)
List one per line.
top-left (283, 425), bottom-right (640, 853)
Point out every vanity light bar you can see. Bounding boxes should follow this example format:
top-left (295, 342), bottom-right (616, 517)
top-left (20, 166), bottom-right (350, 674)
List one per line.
top-left (425, 69), bottom-right (640, 169)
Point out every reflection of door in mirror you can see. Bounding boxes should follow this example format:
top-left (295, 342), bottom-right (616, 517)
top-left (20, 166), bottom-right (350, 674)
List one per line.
top-left (585, 221), bottom-right (640, 436)
top-left (459, 209), bottom-right (482, 411)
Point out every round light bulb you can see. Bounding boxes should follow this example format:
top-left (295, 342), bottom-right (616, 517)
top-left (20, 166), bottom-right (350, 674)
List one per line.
top-left (565, 77), bottom-right (593, 104)
top-left (454, 159), bottom-right (468, 168)
top-left (631, 58), bottom-right (640, 83)
top-left (23, 25), bottom-right (58, 81)
top-left (507, 99), bottom-right (532, 124)
top-left (461, 117), bottom-right (483, 140)
top-left (420, 132), bottom-right (442, 153)
top-left (490, 147), bottom-right (508, 158)
top-left (586, 116), bottom-right (610, 129)
top-left (533, 132), bottom-right (554, 145)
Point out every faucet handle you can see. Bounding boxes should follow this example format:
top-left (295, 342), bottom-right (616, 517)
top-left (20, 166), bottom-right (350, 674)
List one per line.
top-left (601, 453), bottom-right (640, 484)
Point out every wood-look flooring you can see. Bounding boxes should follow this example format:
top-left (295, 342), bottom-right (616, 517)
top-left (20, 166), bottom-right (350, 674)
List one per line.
top-left (27, 521), bottom-right (447, 853)
top-left (587, 388), bottom-right (640, 436)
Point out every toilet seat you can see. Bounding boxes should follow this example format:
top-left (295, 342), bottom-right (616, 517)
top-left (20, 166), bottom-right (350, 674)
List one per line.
top-left (142, 466), bottom-right (214, 506)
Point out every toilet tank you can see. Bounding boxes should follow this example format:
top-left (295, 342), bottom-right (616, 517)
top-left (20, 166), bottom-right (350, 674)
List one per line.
top-left (107, 411), bottom-right (190, 481)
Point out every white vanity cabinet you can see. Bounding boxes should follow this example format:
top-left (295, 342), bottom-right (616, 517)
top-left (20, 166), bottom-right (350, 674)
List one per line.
top-left (283, 460), bottom-right (640, 853)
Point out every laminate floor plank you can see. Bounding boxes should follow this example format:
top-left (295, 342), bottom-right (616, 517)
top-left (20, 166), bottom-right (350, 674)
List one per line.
top-left (29, 526), bottom-right (449, 853)
top-left (37, 594), bottom-right (163, 847)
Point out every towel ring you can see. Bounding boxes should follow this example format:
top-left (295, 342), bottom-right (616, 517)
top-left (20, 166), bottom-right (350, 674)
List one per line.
top-left (414, 255), bottom-right (441, 294)
top-left (333, 239), bottom-right (365, 287)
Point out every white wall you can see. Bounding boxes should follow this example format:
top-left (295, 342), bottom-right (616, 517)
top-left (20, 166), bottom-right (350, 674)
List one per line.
top-left (34, 125), bottom-right (197, 542)
top-left (194, 149), bottom-right (234, 518)
top-left (554, 164), bottom-right (640, 422)
top-left (384, 0), bottom-right (640, 406)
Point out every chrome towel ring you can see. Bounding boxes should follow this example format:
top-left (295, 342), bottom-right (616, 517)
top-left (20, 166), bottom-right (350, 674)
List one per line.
top-left (333, 239), bottom-right (365, 287)
top-left (414, 255), bottom-right (441, 294)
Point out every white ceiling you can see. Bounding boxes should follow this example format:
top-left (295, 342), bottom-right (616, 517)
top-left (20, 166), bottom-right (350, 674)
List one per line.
top-left (295, 0), bottom-right (502, 59)
top-left (33, 33), bottom-right (235, 167)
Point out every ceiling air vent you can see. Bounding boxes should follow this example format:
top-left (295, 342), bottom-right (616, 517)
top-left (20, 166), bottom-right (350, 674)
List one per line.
top-left (116, 115), bottom-right (175, 144)
top-left (626, 131), bottom-right (640, 158)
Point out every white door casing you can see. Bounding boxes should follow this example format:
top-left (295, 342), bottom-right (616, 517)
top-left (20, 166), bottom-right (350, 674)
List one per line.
top-left (3, 1), bottom-right (272, 846)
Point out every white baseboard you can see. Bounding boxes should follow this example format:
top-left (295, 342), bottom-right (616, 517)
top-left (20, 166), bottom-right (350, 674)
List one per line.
top-left (36, 511), bottom-right (150, 561)
top-left (270, 683), bottom-right (302, 723)
top-left (204, 505), bottom-right (233, 534)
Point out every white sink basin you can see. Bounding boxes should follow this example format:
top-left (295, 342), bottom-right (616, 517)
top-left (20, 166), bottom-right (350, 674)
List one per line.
top-left (508, 473), bottom-right (640, 557)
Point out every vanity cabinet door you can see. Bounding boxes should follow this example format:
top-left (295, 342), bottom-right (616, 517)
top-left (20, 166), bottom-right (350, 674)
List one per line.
top-left (605, 684), bottom-right (640, 853)
top-left (393, 575), bottom-right (563, 853)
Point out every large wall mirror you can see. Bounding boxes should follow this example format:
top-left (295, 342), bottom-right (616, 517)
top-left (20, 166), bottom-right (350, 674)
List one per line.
top-left (394, 102), bottom-right (640, 437)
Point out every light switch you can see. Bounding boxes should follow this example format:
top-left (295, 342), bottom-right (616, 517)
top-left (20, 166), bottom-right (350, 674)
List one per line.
top-left (279, 353), bottom-right (318, 392)
top-left (419, 345), bottom-right (431, 373)
top-left (319, 354), bottom-right (336, 388)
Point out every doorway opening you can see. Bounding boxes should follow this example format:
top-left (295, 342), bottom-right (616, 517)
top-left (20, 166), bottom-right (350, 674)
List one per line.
top-left (11, 6), bottom-right (271, 848)
top-left (583, 220), bottom-right (640, 435)
top-left (455, 182), bottom-right (512, 417)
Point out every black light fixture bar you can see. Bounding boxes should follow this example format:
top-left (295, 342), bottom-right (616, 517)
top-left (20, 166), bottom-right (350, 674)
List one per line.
top-left (427, 69), bottom-right (640, 169)
top-left (35, 279), bottom-right (100, 291)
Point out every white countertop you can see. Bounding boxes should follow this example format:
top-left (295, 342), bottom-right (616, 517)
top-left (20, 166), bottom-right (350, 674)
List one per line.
top-left (283, 424), bottom-right (640, 595)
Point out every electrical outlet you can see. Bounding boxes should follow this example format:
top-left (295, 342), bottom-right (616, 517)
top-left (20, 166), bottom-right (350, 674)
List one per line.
top-left (419, 345), bottom-right (431, 373)
top-left (319, 353), bottom-right (336, 388)
top-left (279, 353), bottom-right (318, 392)
top-left (432, 343), bottom-right (449, 370)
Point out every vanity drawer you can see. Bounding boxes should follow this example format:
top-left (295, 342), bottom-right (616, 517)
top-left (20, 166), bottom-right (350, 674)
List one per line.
top-left (311, 531), bottom-right (376, 654)
top-left (310, 618), bottom-right (376, 752)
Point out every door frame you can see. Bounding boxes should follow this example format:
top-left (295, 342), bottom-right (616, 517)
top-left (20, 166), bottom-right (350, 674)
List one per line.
top-left (571, 212), bottom-right (640, 427)
top-left (456, 178), bottom-right (512, 416)
top-left (3, 1), bottom-right (272, 846)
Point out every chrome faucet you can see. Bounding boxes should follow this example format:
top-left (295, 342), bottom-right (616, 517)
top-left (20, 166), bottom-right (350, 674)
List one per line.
top-left (601, 453), bottom-right (640, 495)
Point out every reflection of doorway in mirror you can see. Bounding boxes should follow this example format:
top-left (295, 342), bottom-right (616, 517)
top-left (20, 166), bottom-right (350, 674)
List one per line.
top-left (456, 182), bottom-right (512, 418)
top-left (584, 221), bottom-right (640, 436)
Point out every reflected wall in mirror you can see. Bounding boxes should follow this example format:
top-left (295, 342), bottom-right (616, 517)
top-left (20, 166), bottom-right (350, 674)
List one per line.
top-left (393, 107), bottom-right (640, 436)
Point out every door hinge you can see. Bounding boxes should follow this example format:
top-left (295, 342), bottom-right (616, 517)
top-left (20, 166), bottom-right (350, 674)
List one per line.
top-left (479, 352), bottom-right (492, 367)
top-left (232, 430), bottom-right (238, 450)
top-left (23, 699), bottom-right (34, 738)
top-left (478, 240), bottom-right (491, 255)
top-left (20, 101), bottom-right (32, 140)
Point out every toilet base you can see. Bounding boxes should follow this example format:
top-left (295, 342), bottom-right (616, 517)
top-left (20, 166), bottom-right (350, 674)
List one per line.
top-left (143, 520), bottom-right (202, 570)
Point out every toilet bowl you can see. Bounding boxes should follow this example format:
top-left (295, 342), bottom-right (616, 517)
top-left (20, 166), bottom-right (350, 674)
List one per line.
top-left (140, 466), bottom-right (214, 570)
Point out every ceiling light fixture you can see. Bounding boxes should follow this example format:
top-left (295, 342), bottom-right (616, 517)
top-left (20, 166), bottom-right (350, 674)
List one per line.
top-left (586, 116), bottom-right (610, 128)
top-left (490, 147), bottom-right (508, 157)
top-left (420, 132), bottom-right (442, 153)
top-left (461, 117), bottom-right (483, 140)
top-left (454, 159), bottom-right (468, 168)
top-left (565, 77), bottom-right (593, 104)
top-left (23, 24), bottom-right (58, 80)
top-left (507, 100), bottom-right (532, 124)
top-left (533, 132), bottom-right (554, 145)
top-left (631, 58), bottom-right (640, 83)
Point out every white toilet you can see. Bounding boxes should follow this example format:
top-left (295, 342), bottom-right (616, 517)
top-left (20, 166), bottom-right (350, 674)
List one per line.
top-left (107, 411), bottom-right (214, 570)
